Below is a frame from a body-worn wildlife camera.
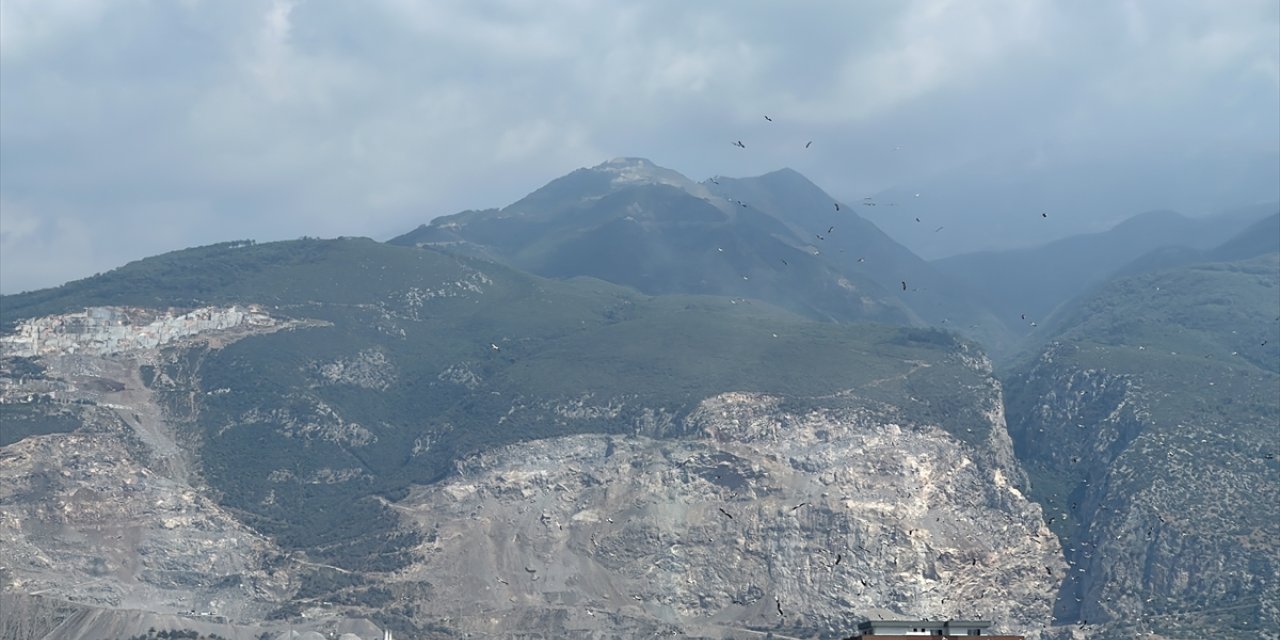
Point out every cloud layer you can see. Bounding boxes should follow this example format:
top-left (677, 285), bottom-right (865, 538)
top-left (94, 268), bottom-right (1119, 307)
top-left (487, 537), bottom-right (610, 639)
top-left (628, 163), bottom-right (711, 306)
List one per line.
top-left (3, 0), bottom-right (1277, 292)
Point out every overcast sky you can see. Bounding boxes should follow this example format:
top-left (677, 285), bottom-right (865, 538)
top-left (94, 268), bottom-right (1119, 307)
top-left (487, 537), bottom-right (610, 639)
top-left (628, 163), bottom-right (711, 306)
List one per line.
top-left (2, 0), bottom-right (1277, 293)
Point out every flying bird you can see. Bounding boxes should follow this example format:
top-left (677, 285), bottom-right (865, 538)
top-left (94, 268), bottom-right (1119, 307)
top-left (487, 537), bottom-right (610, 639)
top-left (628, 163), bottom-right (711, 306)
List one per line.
top-left (805, 140), bottom-right (813, 148)
top-left (915, 217), bottom-right (921, 223)
top-left (834, 202), bottom-right (840, 211)
top-left (934, 226), bottom-right (944, 233)
top-left (902, 281), bottom-right (908, 291)
top-left (827, 226), bottom-right (835, 234)
top-left (717, 507), bottom-right (734, 520)
top-left (764, 115), bottom-right (773, 122)
top-left (1041, 212), bottom-right (1048, 218)
top-left (790, 502), bottom-right (808, 512)
top-left (490, 343), bottom-right (501, 351)
top-left (733, 140), bottom-right (746, 148)
top-left (833, 553), bottom-right (843, 566)
top-left (780, 258), bottom-right (789, 266)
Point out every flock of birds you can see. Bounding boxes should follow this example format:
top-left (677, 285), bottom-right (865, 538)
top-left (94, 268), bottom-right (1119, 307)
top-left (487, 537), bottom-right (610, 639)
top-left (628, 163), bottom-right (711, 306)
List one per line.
top-left (724, 114), bottom-right (1050, 310)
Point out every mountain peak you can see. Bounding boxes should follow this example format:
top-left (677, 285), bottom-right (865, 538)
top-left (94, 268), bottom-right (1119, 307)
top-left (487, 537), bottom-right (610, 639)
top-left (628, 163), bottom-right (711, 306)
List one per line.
top-left (590, 157), bottom-right (705, 194)
top-left (596, 157), bottom-right (658, 169)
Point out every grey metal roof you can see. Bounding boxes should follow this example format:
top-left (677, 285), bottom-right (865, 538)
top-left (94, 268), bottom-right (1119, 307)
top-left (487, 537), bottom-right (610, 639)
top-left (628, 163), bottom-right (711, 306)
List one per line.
top-left (858, 619), bottom-right (994, 629)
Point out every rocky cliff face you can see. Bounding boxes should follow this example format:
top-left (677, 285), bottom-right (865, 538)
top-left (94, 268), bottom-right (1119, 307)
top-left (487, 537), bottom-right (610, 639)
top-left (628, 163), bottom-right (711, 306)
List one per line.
top-left (0, 307), bottom-right (382, 639)
top-left (0, 305), bottom-right (275, 359)
top-left (1005, 343), bottom-right (1280, 639)
top-left (380, 390), bottom-right (1061, 638)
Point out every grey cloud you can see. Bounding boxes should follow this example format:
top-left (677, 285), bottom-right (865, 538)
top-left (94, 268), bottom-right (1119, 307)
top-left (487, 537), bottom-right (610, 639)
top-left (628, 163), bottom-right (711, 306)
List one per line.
top-left (1, 0), bottom-right (1276, 292)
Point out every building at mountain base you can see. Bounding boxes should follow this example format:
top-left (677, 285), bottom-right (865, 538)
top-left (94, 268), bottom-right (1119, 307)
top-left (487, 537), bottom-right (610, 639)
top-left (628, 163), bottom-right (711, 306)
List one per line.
top-left (845, 619), bottom-right (1024, 639)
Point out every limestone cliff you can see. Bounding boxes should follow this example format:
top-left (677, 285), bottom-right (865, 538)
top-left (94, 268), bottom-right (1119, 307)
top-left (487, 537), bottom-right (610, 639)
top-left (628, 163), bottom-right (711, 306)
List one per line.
top-left (0, 306), bottom-right (381, 639)
top-left (383, 390), bottom-right (1061, 638)
top-left (1005, 342), bottom-right (1280, 639)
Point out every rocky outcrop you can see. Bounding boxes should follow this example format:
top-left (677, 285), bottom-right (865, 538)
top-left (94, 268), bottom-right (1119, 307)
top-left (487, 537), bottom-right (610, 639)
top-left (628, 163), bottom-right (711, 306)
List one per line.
top-left (383, 391), bottom-right (1062, 639)
top-left (0, 308), bottom-right (378, 638)
top-left (0, 306), bottom-right (275, 358)
top-left (0, 430), bottom-right (285, 616)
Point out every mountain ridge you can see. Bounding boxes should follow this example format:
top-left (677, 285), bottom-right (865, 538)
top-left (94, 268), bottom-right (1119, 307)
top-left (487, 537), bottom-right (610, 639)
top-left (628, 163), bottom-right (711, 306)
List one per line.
top-left (392, 158), bottom-right (1012, 349)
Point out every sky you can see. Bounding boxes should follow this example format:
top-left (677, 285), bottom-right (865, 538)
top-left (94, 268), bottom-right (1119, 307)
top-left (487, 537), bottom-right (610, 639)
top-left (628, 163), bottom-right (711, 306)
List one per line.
top-left (2, 0), bottom-right (1278, 294)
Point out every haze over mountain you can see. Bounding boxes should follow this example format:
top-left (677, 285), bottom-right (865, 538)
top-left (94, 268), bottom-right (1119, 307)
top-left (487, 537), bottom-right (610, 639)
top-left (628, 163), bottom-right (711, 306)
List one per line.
top-left (392, 158), bottom-right (1011, 349)
top-left (933, 205), bottom-right (1278, 342)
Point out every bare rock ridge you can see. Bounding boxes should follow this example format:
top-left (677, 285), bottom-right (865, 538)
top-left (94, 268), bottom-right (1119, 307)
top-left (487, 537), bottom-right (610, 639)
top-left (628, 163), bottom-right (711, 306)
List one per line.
top-left (1, 305), bottom-right (275, 358)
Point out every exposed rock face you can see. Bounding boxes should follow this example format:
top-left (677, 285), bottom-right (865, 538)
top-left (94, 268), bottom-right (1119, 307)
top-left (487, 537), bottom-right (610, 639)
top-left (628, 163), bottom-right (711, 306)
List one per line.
top-left (384, 391), bottom-right (1061, 638)
top-left (1005, 343), bottom-right (1280, 638)
top-left (311, 348), bottom-right (397, 391)
top-left (0, 430), bottom-right (285, 616)
top-left (0, 307), bottom-right (380, 639)
top-left (1, 306), bottom-right (274, 358)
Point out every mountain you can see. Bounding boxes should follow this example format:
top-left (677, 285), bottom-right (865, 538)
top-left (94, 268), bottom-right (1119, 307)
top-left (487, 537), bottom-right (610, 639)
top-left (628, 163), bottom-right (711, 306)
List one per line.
top-left (856, 136), bottom-right (1280, 260)
top-left (1001, 243), bottom-right (1280, 637)
top-left (0, 238), bottom-right (1059, 638)
top-left (1107, 212), bottom-right (1280, 280)
top-left (391, 158), bottom-right (1011, 350)
top-left (932, 206), bottom-right (1277, 343)
top-left (1206, 211), bottom-right (1280, 263)
top-left (3, 167), bottom-right (1275, 638)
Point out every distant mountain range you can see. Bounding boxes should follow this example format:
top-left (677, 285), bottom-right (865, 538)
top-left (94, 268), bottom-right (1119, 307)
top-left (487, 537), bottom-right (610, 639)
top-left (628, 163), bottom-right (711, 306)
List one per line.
top-left (932, 206), bottom-right (1276, 343)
